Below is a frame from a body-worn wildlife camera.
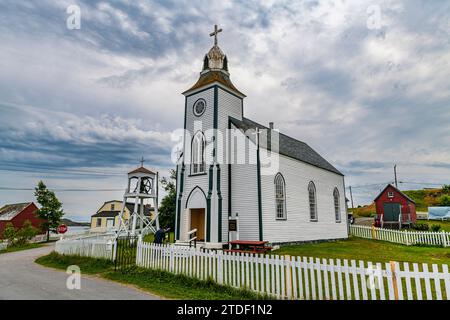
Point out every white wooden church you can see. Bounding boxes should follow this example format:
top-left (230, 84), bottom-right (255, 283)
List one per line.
top-left (175, 26), bottom-right (348, 248)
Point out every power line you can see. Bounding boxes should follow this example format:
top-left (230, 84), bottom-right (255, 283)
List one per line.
top-left (0, 187), bottom-right (123, 192)
top-left (0, 164), bottom-right (125, 176)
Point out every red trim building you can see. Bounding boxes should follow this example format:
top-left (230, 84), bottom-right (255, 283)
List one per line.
top-left (0, 202), bottom-right (45, 238)
top-left (374, 184), bottom-right (416, 228)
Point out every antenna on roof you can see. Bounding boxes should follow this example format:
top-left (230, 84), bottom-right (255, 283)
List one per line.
top-left (140, 156), bottom-right (145, 167)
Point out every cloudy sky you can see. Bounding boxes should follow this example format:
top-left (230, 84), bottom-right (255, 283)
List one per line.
top-left (0, 0), bottom-right (449, 221)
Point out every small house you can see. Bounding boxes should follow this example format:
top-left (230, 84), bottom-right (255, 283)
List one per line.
top-left (374, 184), bottom-right (416, 228)
top-left (0, 202), bottom-right (45, 237)
top-left (90, 200), bottom-right (153, 232)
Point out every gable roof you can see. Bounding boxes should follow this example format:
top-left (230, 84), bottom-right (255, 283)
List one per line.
top-left (229, 117), bottom-right (343, 176)
top-left (92, 202), bottom-right (153, 218)
top-left (374, 184), bottom-right (416, 204)
top-left (91, 211), bottom-right (121, 218)
top-left (128, 166), bottom-right (155, 175)
top-left (0, 202), bottom-right (33, 221)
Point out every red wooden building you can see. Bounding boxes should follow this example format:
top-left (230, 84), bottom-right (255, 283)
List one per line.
top-left (374, 184), bottom-right (416, 228)
top-left (0, 202), bottom-right (45, 238)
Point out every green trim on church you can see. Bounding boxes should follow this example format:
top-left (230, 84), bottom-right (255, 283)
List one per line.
top-left (206, 164), bottom-right (214, 242)
top-left (176, 164), bottom-right (185, 240)
top-left (216, 164), bottom-right (223, 242)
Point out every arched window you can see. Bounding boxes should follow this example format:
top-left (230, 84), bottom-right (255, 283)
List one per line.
top-left (274, 173), bottom-right (286, 219)
top-left (333, 188), bottom-right (341, 222)
top-left (308, 181), bottom-right (317, 221)
top-left (191, 131), bottom-right (205, 174)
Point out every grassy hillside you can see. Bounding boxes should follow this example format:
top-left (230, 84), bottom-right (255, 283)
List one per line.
top-left (349, 203), bottom-right (376, 217)
top-left (403, 188), bottom-right (447, 212)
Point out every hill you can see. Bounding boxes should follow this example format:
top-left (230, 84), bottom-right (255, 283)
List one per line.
top-left (403, 188), bottom-right (447, 212)
top-left (61, 218), bottom-right (90, 227)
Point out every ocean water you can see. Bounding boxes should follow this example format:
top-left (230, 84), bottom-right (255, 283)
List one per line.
top-left (50, 226), bottom-right (90, 236)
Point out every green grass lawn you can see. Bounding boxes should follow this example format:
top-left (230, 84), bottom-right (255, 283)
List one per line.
top-left (425, 220), bottom-right (450, 232)
top-left (35, 252), bottom-right (267, 300)
top-left (273, 237), bottom-right (450, 265)
top-left (143, 231), bottom-right (175, 243)
top-left (0, 242), bottom-right (44, 254)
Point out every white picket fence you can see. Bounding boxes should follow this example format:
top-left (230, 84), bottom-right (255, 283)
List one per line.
top-left (350, 225), bottom-right (450, 247)
top-left (136, 242), bottom-right (450, 300)
top-left (55, 238), bottom-right (116, 260)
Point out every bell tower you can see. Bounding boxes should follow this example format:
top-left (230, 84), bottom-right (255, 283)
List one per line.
top-left (117, 159), bottom-right (159, 238)
top-left (176, 25), bottom-right (245, 247)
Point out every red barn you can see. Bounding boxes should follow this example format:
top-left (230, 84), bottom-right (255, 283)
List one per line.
top-left (374, 184), bottom-right (416, 228)
top-left (0, 202), bottom-right (45, 238)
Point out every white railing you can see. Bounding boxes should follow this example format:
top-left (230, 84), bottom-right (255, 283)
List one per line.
top-left (136, 242), bottom-right (450, 300)
top-left (350, 225), bottom-right (450, 247)
top-left (55, 238), bottom-right (116, 260)
top-left (187, 228), bottom-right (198, 247)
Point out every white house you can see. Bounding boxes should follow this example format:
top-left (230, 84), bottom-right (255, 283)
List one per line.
top-left (175, 26), bottom-right (348, 248)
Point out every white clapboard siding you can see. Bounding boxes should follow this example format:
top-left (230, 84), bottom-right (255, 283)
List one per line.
top-left (136, 241), bottom-right (450, 300)
top-left (55, 238), bottom-right (115, 260)
top-left (350, 225), bottom-right (450, 247)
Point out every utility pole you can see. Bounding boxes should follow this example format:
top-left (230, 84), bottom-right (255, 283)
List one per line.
top-left (349, 186), bottom-right (354, 209)
top-left (394, 164), bottom-right (398, 188)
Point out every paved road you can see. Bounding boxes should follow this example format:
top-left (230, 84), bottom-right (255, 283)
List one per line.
top-left (0, 244), bottom-right (160, 300)
top-left (354, 217), bottom-right (374, 226)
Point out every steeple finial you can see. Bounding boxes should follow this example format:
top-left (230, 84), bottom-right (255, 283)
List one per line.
top-left (209, 24), bottom-right (222, 46)
top-left (140, 156), bottom-right (145, 167)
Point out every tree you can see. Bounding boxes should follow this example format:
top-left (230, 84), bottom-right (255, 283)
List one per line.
top-left (16, 220), bottom-right (38, 246)
top-left (34, 181), bottom-right (64, 241)
top-left (439, 195), bottom-right (450, 206)
top-left (442, 185), bottom-right (450, 194)
top-left (158, 169), bottom-right (176, 230)
top-left (2, 223), bottom-right (17, 246)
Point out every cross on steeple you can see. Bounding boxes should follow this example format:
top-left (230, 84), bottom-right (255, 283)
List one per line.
top-left (140, 156), bottom-right (145, 167)
top-left (209, 24), bottom-right (222, 46)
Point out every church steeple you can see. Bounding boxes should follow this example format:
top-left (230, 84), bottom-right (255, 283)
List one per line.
top-left (202, 25), bottom-right (227, 72)
top-left (182, 25), bottom-right (245, 97)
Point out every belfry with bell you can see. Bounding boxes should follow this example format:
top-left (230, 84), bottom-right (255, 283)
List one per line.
top-left (117, 158), bottom-right (159, 237)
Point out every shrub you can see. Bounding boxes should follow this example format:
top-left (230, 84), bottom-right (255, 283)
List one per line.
top-left (2, 223), bottom-right (17, 246)
top-left (412, 222), bottom-right (429, 231)
top-left (430, 224), bottom-right (442, 232)
top-left (442, 184), bottom-right (450, 194)
top-left (16, 220), bottom-right (38, 246)
top-left (439, 195), bottom-right (450, 206)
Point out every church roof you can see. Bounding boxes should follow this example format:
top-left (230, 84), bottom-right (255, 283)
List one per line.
top-left (128, 166), bottom-right (155, 175)
top-left (182, 70), bottom-right (245, 97)
top-left (229, 117), bottom-right (343, 176)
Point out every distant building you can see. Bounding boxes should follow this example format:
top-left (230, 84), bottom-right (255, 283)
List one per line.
top-left (0, 202), bottom-right (45, 237)
top-left (90, 200), bottom-right (153, 232)
top-left (374, 184), bottom-right (416, 228)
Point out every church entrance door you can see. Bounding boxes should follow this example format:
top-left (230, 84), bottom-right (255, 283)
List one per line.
top-left (190, 208), bottom-right (205, 241)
